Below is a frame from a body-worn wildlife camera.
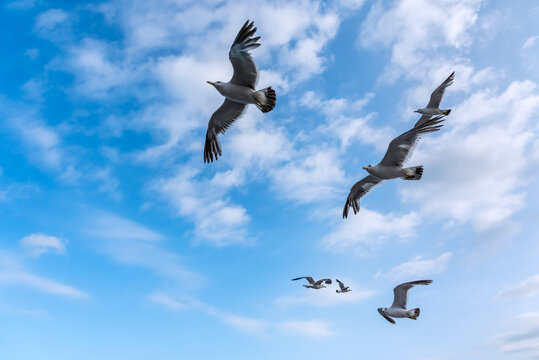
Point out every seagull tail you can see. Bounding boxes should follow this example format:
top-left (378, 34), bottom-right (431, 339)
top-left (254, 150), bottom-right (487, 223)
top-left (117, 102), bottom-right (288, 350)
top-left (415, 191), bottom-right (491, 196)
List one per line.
top-left (407, 308), bottom-right (420, 319)
top-left (204, 129), bottom-right (222, 163)
top-left (255, 87), bottom-right (277, 113)
top-left (442, 109), bottom-right (451, 115)
top-left (402, 166), bottom-right (423, 180)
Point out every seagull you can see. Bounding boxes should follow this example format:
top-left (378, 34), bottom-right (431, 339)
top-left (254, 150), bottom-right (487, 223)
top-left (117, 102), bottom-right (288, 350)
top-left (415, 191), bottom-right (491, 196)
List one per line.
top-left (377, 280), bottom-right (433, 324)
top-left (414, 71), bottom-right (455, 122)
top-left (343, 116), bottom-right (445, 218)
top-left (204, 20), bottom-right (277, 163)
top-left (336, 279), bottom-right (352, 293)
top-left (292, 277), bottom-right (332, 289)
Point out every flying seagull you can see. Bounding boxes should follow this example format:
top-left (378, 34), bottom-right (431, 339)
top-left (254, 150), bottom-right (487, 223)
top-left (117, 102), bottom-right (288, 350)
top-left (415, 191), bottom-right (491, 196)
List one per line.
top-left (377, 280), bottom-right (432, 324)
top-left (292, 277), bottom-right (332, 289)
top-left (343, 116), bottom-right (445, 218)
top-left (336, 279), bottom-right (351, 293)
top-left (414, 71), bottom-right (455, 124)
top-left (204, 20), bottom-right (277, 163)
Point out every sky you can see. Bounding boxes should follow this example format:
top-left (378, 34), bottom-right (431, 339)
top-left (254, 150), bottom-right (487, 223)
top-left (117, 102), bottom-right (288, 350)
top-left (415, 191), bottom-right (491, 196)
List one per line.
top-left (1, 0), bottom-right (539, 359)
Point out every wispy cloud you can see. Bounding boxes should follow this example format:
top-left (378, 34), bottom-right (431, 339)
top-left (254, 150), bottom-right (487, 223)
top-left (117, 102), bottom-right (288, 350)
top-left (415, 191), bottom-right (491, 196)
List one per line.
top-left (495, 274), bottom-right (539, 301)
top-left (147, 293), bottom-right (189, 311)
top-left (149, 292), bottom-right (334, 338)
top-left (360, 0), bottom-right (483, 82)
top-left (83, 210), bottom-right (200, 285)
top-left (20, 233), bottom-right (67, 257)
top-left (490, 312), bottom-right (539, 357)
top-left (323, 208), bottom-right (419, 254)
top-left (0, 251), bottom-right (87, 298)
top-left (375, 252), bottom-right (452, 281)
top-left (270, 149), bottom-right (346, 204)
top-left (154, 167), bottom-right (250, 246)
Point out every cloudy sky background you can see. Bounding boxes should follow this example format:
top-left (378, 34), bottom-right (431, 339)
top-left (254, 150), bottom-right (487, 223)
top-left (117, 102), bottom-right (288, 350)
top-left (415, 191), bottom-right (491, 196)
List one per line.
top-left (1, 0), bottom-right (539, 359)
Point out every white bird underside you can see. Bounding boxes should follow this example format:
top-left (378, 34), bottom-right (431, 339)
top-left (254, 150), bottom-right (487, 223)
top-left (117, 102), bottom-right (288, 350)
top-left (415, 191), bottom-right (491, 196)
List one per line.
top-left (204, 20), bottom-right (276, 164)
top-left (378, 280), bottom-right (432, 324)
top-left (415, 71), bottom-right (455, 126)
top-left (342, 116), bottom-right (445, 218)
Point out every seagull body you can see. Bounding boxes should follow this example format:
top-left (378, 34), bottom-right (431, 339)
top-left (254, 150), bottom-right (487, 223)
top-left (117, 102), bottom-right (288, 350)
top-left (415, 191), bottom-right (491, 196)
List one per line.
top-left (336, 279), bottom-right (351, 293)
top-left (378, 280), bottom-right (433, 324)
top-left (363, 164), bottom-right (422, 180)
top-left (343, 116), bottom-right (445, 218)
top-left (292, 276), bottom-right (332, 289)
top-left (414, 71), bottom-right (455, 118)
top-left (204, 20), bottom-right (277, 163)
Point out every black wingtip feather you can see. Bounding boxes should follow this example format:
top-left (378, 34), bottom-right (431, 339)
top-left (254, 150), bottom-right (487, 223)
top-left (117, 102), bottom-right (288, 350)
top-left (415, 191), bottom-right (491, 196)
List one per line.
top-left (343, 202), bottom-right (349, 219)
top-left (204, 130), bottom-right (222, 164)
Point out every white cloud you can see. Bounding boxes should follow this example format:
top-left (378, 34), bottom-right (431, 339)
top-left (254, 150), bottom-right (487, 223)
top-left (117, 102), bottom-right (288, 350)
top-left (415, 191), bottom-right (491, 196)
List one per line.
top-left (4, 105), bottom-right (64, 170)
top-left (34, 9), bottom-right (68, 32)
top-left (521, 35), bottom-right (539, 74)
top-left (490, 312), bottom-right (539, 357)
top-left (220, 313), bottom-right (268, 334)
top-left (496, 274), bottom-right (539, 301)
top-left (227, 111), bottom-right (294, 169)
top-left (20, 233), bottom-right (67, 257)
top-left (155, 167), bottom-right (250, 246)
top-left (376, 252), bottom-right (452, 281)
top-left (271, 149), bottom-right (346, 203)
top-left (360, 0), bottom-right (483, 80)
top-left (148, 292), bottom-right (189, 311)
top-left (276, 320), bottom-right (334, 337)
top-left (323, 208), bottom-right (419, 254)
top-left (86, 211), bottom-right (163, 242)
top-left (300, 91), bottom-right (392, 152)
top-left (65, 38), bottom-right (141, 98)
top-left (6, 0), bottom-right (38, 10)
top-left (150, 292), bottom-right (334, 338)
top-left (83, 211), bottom-right (199, 284)
top-left (0, 251), bottom-right (87, 298)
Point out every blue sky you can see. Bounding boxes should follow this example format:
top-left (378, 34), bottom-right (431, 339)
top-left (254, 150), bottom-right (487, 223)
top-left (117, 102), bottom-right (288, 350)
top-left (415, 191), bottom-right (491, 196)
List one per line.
top-left (1, 0), bottom-right (539, 359)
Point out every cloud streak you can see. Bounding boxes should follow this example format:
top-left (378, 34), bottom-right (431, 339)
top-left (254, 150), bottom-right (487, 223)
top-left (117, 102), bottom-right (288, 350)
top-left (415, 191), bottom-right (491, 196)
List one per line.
top-left (149, 292), bottom-right (334, 338)
top-left (0, 251), bottom-right (87, 298)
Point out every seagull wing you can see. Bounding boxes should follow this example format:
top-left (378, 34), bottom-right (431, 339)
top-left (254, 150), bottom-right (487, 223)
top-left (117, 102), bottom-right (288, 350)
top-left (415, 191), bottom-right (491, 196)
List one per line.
top-left (314, 278), bottom-right (332, 286)
top-left (204, 99), bottom-right (246, 163)
top-left (391, 280), bottom-right (432, 309)
top-left (292, 276), bottom-right (315, 285)
top-left (336, 279), bottom-right (346, 291)
top-left (229, 20), bottom-right (260, 89)
top-left (379, 115), bottom-right (445, 167)
top-left (414, 114), bottom-right (432, 128)
top-left (343, 175), bottom-right (383, 218)
top-left (426, 71), bottom-right (455, 109)
top-left (378, 308), bottom-right (396, 324)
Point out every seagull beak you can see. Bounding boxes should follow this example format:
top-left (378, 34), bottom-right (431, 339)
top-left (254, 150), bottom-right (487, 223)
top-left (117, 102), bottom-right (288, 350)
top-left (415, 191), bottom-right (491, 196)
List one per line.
top-left (207, 81), bottom-right (215, 85)
top-left (362, 166), bottom-right (368, 170)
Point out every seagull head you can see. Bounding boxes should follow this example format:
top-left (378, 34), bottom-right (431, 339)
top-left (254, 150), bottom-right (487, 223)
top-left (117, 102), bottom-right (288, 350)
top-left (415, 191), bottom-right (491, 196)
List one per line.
top-left (413, 109), bottom-right (421, 113)
top-left (377, 307), bottom-right (387, 314)
top-left (362, 165), bottom-right (373, 171)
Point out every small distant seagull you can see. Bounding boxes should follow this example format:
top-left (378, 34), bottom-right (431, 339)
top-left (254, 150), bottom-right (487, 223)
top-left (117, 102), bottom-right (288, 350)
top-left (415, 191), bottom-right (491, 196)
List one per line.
top-left (414, 71), bottom-right (455, 122)
top-left (292, 277), bottom-right (332, 289)
top-left (377, 280), bottom-right (433, 324)
top-left (336, 279), bottom-right (352, 293)
top-left (204, 20), bottom-right (277, 163)
top-left (343, 116), bottom-right (445, 218)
